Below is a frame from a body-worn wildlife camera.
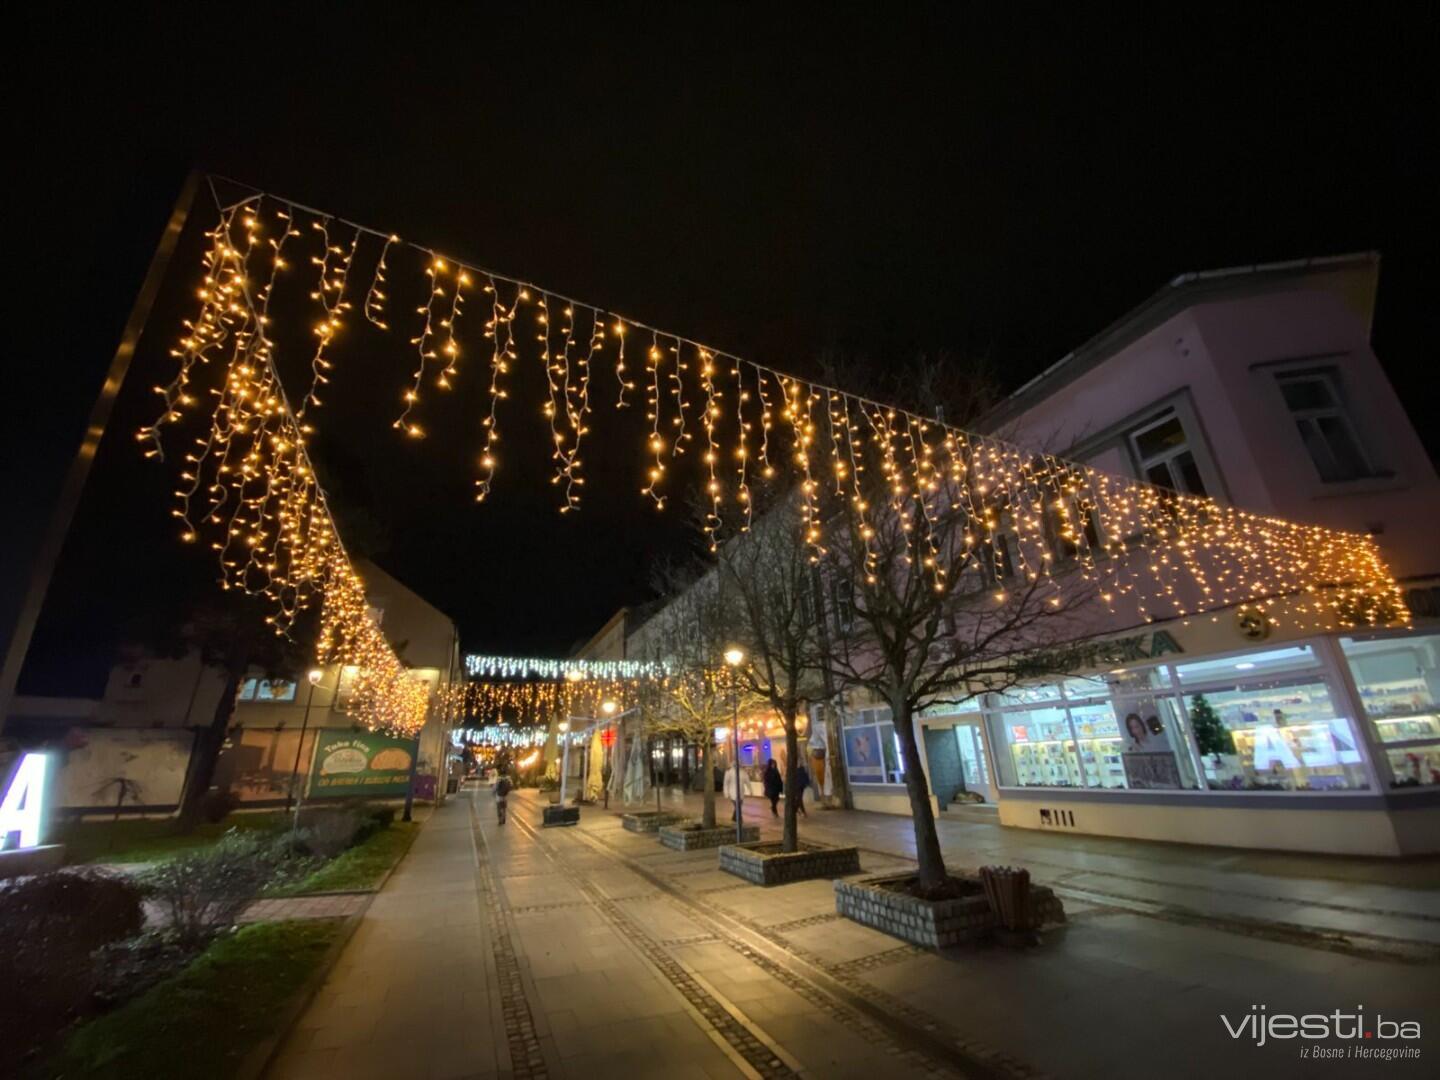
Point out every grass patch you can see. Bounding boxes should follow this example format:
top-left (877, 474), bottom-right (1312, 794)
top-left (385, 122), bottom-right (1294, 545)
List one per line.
top-left (38, 919), bottom-right (342, 1080)
top-left (270, 820), bottom-right (420, 895)
top-left (58, 813), bottom-right (290, 866)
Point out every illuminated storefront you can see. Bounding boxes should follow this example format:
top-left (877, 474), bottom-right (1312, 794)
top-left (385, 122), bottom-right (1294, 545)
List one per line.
top-left (838, 623), bottom-right (1440, 855)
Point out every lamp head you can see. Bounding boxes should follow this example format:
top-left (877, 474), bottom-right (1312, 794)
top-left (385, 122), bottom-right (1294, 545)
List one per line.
top-left (723, 647), bottom-right (745, 668)
top-left (307, 668), bottom-right (324, 685)
top-left (601, 700), bottom-right (618, 716)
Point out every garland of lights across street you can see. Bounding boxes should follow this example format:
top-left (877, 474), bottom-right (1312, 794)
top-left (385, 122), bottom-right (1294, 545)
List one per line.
top-left (136, 175), bottom-right (1410, 735)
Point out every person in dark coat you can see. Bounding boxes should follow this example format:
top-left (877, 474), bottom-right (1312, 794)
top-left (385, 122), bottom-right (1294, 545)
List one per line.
top-left (793, 762), bottom-right (810, 817)
top-left (762, 758), bottom-right (784, 817)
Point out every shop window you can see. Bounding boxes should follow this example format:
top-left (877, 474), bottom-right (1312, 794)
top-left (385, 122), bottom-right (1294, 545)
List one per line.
top-left (1276, 369), bottom-right (1373, 482)
top-left (1341, 634), bottom-right (1440, 788)
top-left (1184, 677), bottom-right (1366, 791)
top-left (991, 705), bottom-right (1081, 788)
top-left (1128, 410), bottom-right (1207, 496)
top-left (841, 705), bottom-right (905, 784)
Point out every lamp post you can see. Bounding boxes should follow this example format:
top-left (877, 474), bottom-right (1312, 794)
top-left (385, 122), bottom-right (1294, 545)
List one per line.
top-left (723, 647), bottom-right (746, 841)
top-left (288, 668), bottom-right (325, 823)
top-left (557, 719), bottom-right (571, 804)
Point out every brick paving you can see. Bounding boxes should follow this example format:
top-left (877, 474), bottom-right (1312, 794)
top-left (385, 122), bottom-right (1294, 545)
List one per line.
top-left (241, 894), bottom-right (369, 923)
top-left (263, 784), bottom-right (1440, 1080)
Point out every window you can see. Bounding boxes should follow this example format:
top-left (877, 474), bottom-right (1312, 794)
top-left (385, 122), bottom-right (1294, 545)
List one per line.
top-left (1341, 634), bottom-right (1440, 788)
top-left (841, 705), bottom-right (905, 784)
top-left (238, 676), bottom-right (298, 703)
top-left (1179, 655), bottom-right (1366, 792)
top-left (1128, 410), bottom-right (1207, 495)
top-left (1276, 369), bottom-right (1371, 482)
top-left (986, 671), bottom-right (1199, 791)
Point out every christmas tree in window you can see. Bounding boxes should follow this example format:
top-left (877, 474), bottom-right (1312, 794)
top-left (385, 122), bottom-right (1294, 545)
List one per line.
top-left (1188, 694), bottom-right (1233, 760)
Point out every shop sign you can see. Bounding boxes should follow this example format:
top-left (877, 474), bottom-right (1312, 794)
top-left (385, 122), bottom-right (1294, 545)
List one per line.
top-left (308, 732), bottom-right (417, 798)
top-left (1023, 629), bottom-right (1182, 676)
top-left (0, 752), bottom-right (51, 850)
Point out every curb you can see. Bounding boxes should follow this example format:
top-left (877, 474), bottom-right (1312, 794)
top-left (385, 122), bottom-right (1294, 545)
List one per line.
top-left (234, 818), bottom-right (425, 1080)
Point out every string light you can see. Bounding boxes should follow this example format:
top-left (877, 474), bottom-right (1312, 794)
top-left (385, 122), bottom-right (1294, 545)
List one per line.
top-left (140, 179), bottom-right (1409, 736)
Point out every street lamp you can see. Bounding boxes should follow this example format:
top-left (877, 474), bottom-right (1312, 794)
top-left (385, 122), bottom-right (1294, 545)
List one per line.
top-left (723, 646), bottom-right (746, 840)
top-left (557, 719), bottom-right (571, 805)
top-left (288, 667), bottom-right (326, 821)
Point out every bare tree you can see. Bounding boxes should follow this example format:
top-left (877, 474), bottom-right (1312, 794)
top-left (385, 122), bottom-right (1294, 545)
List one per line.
top-left (715, 497), bottom-right (827, 853)
top-left (814, 359), bottom-right (1094, 893)
top-left (635, 564), bottom-right (764, 828)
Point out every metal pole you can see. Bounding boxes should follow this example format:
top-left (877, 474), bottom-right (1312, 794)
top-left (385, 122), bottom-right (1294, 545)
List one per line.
top-left (0, 171), bottom-right (200, 729)
top-left (559, 727), bottom-right (571, 804)
top-left (287, 678), bottom-right (317, 813)
top-left (733, 691), bottom-right (743, 842)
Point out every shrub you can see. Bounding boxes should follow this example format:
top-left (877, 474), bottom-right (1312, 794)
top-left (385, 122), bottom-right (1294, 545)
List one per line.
top-left (362, 802), bottom-right (397, 830)
top-left (291, 807), bottom-right (366, 858)
top-left (140, 830), bottom-right (310, 943)
top-left (92, 929), bottom-right (197, 1006)
top-left (0, 868), bottom-right (145, 948)
top-left (0, 870), bottom-right (145, 1072)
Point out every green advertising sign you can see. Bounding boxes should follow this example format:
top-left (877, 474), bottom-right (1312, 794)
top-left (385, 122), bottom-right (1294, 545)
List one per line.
top-left (308, 731), bottom-right (417, 798)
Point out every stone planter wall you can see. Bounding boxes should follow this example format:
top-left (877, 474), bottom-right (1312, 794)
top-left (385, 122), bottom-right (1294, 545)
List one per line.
top-left (718, 841), bottom-right (861, 886)
top-left (835, 873), bottom-right (1066, 948)
top-left (659, 822), bottom-right (759, 851)
top-left (542, 805), bottom-right (580, 827)
top-left (620, 811), bottom-right (689, 833)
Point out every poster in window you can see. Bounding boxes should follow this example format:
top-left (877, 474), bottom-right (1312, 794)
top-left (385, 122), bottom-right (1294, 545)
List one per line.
top-left (1122, 751), bottom-right (1182, 790)
top-left (844, 726), bottom-right (884, 782)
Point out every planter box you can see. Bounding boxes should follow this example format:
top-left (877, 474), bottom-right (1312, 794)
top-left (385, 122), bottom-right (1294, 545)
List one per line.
top-left (659, 822), bottom-right (759, 851)
top-left (835, 873), bottom-right (1066, 948)
top-left (718, 841), bottom-right (861, 886)
top-left (542, 805), bottom-right (580, 827)
top-left (620, 811), bottom-right (689, 833)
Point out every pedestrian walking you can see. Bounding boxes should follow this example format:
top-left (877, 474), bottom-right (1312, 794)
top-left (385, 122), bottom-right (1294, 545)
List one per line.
top-left (794, 761), bottom-right (810, 817)
top-left (763, 758), bottom-right (783, 817)
top-left (494, 772), bottom-right (512, 825)
top-left (723, 761), bottom-right (743, 821)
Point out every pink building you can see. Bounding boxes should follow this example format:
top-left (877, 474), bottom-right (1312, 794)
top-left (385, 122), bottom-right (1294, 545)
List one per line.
top-left (896, 254), bottom-right (1440, 855)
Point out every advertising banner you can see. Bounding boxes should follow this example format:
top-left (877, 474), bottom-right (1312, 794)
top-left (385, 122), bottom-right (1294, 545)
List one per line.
top-left (308, 731), bottom-right (417, 798)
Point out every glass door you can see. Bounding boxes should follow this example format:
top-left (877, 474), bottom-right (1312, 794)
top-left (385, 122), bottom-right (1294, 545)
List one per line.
top-left (953, 721), bottom-right (995, 803)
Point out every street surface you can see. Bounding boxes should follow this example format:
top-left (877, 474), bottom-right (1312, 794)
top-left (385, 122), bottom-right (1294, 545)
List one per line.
top-left (266, 786), bottom-right (1439, 1079)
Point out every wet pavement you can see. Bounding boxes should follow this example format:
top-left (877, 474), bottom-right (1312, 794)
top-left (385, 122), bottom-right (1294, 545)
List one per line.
top-left (265, 786), bottom-right (1439, 1079)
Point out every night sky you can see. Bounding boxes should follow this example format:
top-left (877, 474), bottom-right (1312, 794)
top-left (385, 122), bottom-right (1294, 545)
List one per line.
top-left (9, 7), bottom-right (1438, 697)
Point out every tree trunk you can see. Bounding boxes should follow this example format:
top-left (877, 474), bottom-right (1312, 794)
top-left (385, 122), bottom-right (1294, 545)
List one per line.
top-left (824, 700), bottom-right (853, 810)
top-left (890, 694), bottom-right (948, 889)
top-left (781, 709), bottom-right (800, 853)
top-left (177, 666), bottom-right (242, 832)
top-left (700, 734), bottom-right (716, 829)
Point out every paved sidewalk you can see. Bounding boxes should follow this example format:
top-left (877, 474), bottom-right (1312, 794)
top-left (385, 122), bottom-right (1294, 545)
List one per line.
top-left (241, 894), bottom-right (369, 922)
top-left (263, 786), bottom-right (1438, 1079)
top-left (682, 788), bottom-right (1440, 954)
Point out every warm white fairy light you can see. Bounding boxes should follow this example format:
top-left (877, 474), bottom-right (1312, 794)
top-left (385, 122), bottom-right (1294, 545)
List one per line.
top-left (141, 179), bottom-right (1410, 715)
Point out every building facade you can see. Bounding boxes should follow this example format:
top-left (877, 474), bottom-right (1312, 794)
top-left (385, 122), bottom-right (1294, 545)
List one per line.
top-left (7, 560), bottom-right (461, 814)
top-left (837, 254), bottom-right (1439, 855)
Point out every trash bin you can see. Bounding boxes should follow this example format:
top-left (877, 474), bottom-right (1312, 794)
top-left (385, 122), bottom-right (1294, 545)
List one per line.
top-left (446, 777), bottom-right (459, 794)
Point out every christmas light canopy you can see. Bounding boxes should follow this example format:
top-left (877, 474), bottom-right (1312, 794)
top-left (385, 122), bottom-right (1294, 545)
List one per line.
top-left (138, 176), bottom-right (1409, 736)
